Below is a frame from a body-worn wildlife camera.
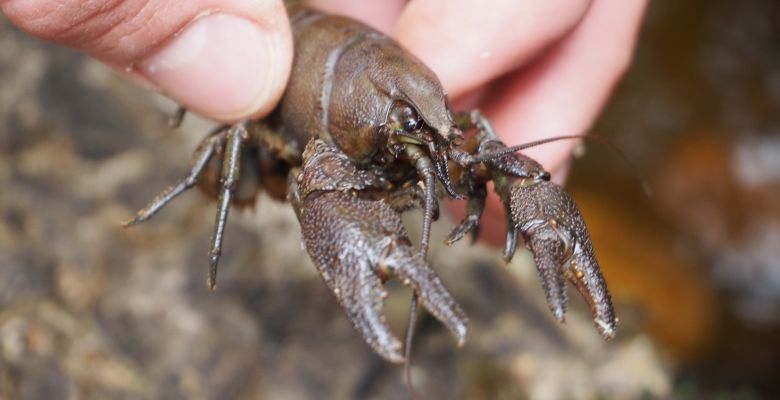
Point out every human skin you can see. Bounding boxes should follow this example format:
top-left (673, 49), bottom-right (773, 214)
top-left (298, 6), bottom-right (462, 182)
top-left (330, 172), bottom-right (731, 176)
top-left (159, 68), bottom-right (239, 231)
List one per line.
top-left (1, 0), bottom-right (647, 245)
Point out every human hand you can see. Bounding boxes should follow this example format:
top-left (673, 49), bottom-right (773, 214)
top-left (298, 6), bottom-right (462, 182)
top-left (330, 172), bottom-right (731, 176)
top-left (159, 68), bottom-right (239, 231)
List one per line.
top-left (1, 0), bottom-right (294, 121)
top-left (2, 0), bottom-right (647, 246)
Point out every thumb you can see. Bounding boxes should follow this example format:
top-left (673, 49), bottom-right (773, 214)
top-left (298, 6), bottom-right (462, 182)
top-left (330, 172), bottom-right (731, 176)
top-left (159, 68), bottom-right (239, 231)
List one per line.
top-left (1, 0), bottom-right (293, 122)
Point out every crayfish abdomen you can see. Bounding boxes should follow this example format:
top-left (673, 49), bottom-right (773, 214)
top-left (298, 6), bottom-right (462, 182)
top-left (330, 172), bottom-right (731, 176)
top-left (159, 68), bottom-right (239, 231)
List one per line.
top-left (124, 5), bottom-right (616, 364)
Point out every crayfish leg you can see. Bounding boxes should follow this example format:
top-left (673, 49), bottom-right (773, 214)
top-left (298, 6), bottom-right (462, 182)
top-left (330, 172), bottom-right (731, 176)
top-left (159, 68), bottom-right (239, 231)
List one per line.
top-left (122, 125), bottom-right (229, 228)
top-left (206, 121), bottom-right (249, 290)
top-left (445, 183), bottom-right (487, 246)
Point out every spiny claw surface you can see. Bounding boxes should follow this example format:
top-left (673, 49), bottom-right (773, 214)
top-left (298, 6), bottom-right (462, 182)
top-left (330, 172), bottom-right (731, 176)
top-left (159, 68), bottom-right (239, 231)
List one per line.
top-left (508, 179), bottom-right (616, 339)
top-left (300, 191), bottom-right (467, 362)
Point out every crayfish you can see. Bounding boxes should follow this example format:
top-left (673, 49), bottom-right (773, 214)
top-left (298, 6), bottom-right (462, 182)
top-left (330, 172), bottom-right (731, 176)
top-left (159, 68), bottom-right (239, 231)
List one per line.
top-left (124, 5), bottom-right (616, 366)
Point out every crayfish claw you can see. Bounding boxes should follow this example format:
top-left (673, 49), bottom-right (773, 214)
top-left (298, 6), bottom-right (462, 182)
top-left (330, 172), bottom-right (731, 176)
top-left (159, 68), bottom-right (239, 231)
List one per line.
top-left (298, 187), bottom-right (468, 361)
top-left (507, 179), bottom-right (616, 339)
top-left (300, 191), bottom-right (407, 362)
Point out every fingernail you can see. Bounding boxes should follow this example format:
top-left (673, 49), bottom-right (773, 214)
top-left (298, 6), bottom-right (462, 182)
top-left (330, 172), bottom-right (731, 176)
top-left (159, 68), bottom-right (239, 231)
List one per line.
top-left (138, 13), bottom-right (282, 121)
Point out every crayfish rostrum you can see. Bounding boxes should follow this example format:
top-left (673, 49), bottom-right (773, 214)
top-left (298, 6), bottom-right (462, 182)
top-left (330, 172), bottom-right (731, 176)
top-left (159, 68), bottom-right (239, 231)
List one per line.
top-left (124, 5), bottom-right (616, 363)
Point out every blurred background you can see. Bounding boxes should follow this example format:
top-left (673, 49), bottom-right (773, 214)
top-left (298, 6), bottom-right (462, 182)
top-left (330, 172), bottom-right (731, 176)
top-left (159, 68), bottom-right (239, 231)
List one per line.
top-left (1, 0), bottom-right (779, 399)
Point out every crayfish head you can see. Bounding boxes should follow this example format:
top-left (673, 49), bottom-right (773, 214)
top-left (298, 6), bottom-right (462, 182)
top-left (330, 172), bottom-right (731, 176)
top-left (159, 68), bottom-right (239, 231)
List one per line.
top-left (369, 43), bottom-right (469, 198)
top-left (382, 98), bottom-right (463, 198)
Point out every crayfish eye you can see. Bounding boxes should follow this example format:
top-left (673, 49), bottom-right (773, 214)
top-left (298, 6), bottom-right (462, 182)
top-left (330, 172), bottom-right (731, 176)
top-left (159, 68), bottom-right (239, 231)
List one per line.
top-left (388, 102), bottom-right (424, 133)
top-left (403, 117), bottom-right (418, 131)
top-left (401, 106), bottom-right (423, 131)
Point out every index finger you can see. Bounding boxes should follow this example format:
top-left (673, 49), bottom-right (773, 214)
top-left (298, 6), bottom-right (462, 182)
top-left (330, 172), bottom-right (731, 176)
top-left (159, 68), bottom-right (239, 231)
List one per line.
top-left (394, 0), bottom-right (591, 99)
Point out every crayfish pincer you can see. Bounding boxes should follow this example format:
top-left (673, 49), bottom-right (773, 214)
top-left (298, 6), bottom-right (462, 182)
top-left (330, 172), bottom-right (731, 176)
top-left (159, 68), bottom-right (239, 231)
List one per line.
top-left (124, 5), bottom-right (616, 364)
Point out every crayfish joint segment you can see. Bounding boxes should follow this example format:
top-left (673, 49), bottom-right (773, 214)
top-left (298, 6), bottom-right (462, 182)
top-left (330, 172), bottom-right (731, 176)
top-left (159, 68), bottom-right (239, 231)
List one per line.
top-left (207, 122), bottom-right (248, 290)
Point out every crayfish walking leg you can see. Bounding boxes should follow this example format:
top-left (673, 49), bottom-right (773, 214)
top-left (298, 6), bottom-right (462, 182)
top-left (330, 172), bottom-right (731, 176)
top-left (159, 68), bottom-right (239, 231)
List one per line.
top-left (122, 123), bottom-right (248, 289)
top-left (123, 120), bottom-right (287, 290)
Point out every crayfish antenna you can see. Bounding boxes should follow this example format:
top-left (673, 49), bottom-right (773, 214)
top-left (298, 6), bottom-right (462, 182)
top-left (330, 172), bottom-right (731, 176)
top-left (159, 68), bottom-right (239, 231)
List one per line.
top-left (404, 294), bottom-right (420, 399)
top-left (469, 134), bottom-right (652, 197)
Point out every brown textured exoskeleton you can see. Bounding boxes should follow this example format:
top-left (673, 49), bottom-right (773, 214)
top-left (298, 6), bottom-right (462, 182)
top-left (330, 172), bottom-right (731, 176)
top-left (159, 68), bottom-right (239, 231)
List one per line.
top-left (124, 5), bottom-right (615, 365)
